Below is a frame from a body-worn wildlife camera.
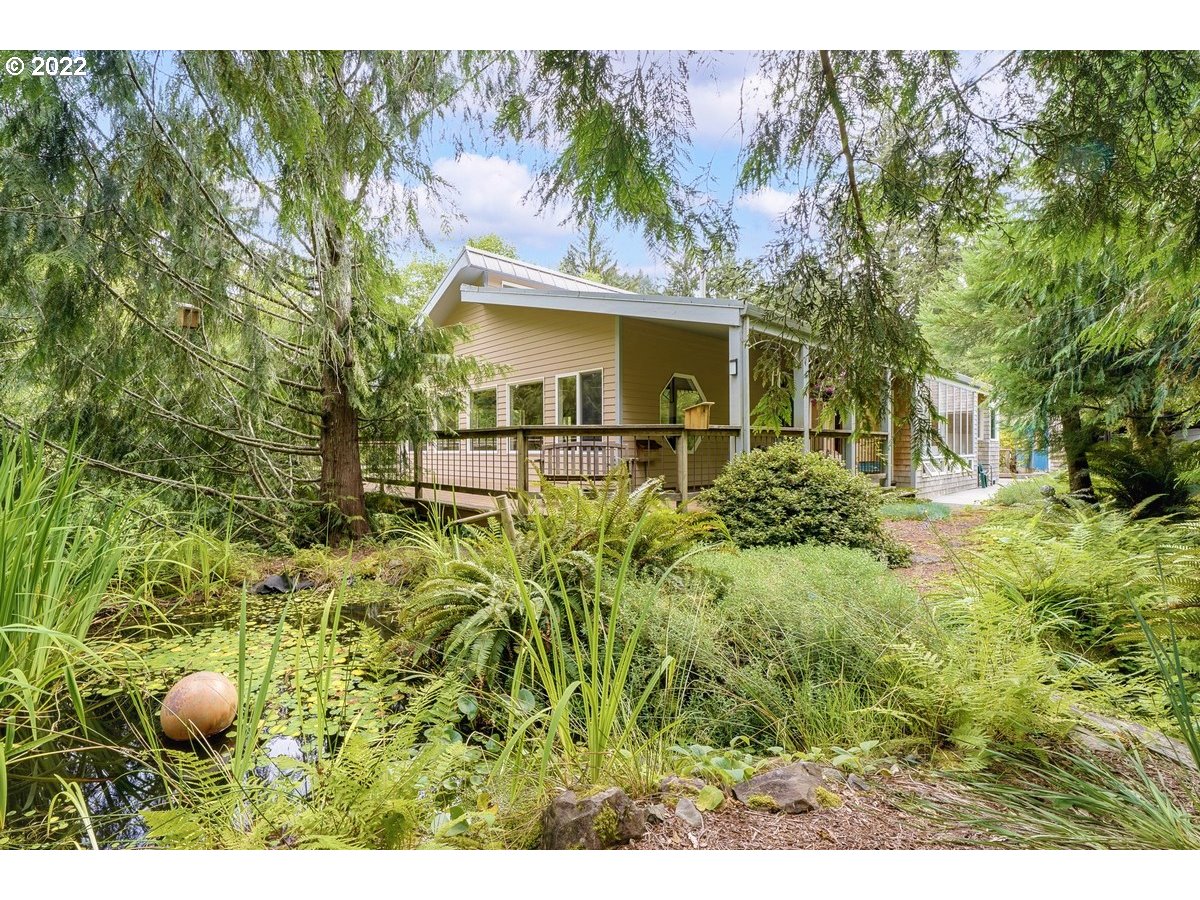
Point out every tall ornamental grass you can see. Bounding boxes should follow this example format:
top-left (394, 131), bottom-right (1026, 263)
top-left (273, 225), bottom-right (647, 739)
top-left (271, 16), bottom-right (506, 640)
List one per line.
top-left (0, 432), bottom-right (125, 825)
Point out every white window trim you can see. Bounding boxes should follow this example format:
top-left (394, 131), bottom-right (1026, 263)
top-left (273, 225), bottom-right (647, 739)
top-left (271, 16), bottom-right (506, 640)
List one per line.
top-left (555, 369), bottom-right (605, 427)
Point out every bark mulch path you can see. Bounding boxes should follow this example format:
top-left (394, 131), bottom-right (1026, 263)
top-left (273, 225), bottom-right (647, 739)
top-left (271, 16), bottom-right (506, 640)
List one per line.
top-left (626, 773), bottom-right (992, 851)
top-left (883, 509), bottom-right (990, 591)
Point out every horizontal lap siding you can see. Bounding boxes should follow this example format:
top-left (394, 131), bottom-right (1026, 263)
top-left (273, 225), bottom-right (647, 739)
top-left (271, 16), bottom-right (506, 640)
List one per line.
top-left (445, 301), bottom-right (617, 429)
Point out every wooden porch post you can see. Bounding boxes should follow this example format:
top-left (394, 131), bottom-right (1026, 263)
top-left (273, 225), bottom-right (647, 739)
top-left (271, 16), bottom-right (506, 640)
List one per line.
top-left (884, 370), bottom-right (894, 487)
top-left (729, 318), bottom-right (750, 456)
top-left (846, 410), bottom-right (857, 474)
top-left (797, 344), bottom-right (810, 452)
top-left (515, 428), bottom-right (529, 494)
top-left (413, 441), bottom-right (424, 501)
top-left (676, 431), bottom-right (689, 509)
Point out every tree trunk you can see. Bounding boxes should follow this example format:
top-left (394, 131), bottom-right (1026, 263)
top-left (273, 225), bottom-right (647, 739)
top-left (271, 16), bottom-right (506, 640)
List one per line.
top-left (316, 213), bottom-right (369, 543)
top-left (320, 362), bottom-right (369, 542)
top-left (1059, 407), bottom-right (1095, 500)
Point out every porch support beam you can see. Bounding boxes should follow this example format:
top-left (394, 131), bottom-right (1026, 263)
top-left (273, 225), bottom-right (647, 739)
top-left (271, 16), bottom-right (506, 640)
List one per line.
top-left (729, 318), bottom-right (751, 455)
top-left (846, 409), bottom-right (857, 473)
top-left (796, 344), bottom-right (810, 452)
top-left (884, 369), bottom-right (894, 487)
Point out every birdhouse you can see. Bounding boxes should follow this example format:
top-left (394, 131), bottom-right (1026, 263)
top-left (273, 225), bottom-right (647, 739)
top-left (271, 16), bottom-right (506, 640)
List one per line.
top-left (177, 303), bottom-right (202, 330)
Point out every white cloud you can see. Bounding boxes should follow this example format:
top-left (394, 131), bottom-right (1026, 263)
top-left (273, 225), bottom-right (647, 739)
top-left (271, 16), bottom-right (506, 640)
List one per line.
top-left (417, 152), bottom-right (572, 249)
top-left (688, 67), bottom-right (771, 143)
top-left (735, 186), bottom-right (797, 221)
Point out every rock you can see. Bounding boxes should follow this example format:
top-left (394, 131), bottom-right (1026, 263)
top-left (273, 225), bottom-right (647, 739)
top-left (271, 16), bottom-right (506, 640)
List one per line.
top-left (161, 671), bottom-right (238, 741)
top-left (675, 797), bottom-right (704, 829)
top-left (250, 573), bottom-right (315, 595)
top-left (820, 766), bottom-right (847, 784)
top-left (658, 775), bottom-right (705, 796)
top-left (1074, 709), bottom-right (1197, 770)
top-left (732, 762), bottom-right (825, 814)
top-left (645, 803), bottom-right (670, 824)
top-left (846, 773), bottom-right (870, 792)
top-left (540, 788), bottom-right (646, 850)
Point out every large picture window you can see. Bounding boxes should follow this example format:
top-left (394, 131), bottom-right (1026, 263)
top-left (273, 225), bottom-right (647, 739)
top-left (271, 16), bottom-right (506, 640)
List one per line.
top-left (557, 370), bottom-right (603, 426)
top-left (470, 387), bottom-right (497, 451)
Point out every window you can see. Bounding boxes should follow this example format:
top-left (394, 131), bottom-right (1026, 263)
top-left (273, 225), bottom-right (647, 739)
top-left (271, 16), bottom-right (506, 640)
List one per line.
top-left (557, 370), bottom-right (603, 426)
top-left (469, 388), bottom-right (497, 450)
top-left (928, 379), bottom-right (977, 470)
top-left (990, 408), bottom-right (999, 440)
top-left (509, 380), bottom-right (544, 449)
top-left (659, 374), bottom-right (706, 452)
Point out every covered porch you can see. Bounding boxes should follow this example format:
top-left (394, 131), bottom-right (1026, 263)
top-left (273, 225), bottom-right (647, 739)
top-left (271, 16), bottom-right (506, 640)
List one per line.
top-left (367, 310), bottom-right (896, 512)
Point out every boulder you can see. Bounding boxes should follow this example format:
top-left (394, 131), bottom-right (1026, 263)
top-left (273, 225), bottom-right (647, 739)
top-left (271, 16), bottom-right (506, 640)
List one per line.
top-left (540, 788), bottom-right (646, 850)
top-left (674, 797), bottom-right (704, 829)
top-left (161, 671), bottom-right (238, 741)
top-left (732, 762), bottom-right (825, 814)
top-left (658, 775), bottom-right (705, 796)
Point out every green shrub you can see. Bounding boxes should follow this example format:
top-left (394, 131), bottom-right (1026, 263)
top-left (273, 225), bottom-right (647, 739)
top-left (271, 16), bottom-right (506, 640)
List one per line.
top-left (1088, 436), bottom-right (1200, 519)
top-left (700, 441), bottom-right (910, 566)
top-left (630, 545), bottom-right (1068, 758)
top-left (400, 471), bottom-right (726, 688)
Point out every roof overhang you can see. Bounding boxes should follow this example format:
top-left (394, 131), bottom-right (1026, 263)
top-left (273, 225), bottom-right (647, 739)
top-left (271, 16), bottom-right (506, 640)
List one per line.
top-left (458, 285), bottom-right (746, 328)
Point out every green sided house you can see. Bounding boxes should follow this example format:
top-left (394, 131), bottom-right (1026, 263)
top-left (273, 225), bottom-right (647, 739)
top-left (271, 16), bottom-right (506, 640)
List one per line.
top-left (403, 245), bottom-right (998, 507)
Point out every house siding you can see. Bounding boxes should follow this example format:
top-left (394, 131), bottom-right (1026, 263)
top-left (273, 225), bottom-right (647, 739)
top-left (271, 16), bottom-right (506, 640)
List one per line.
top-left (443, 301), bottom-right (618, 429)
top-left (618, 318), bottom-right (732, 490)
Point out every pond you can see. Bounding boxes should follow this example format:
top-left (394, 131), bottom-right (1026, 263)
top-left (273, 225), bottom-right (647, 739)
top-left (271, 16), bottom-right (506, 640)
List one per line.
top-left (5, 581), bottom-right (415, 848)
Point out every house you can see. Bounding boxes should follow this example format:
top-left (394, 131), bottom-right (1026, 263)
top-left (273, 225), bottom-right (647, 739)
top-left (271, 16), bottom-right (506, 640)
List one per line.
top-left (406, 245), bottom-right (998, 506)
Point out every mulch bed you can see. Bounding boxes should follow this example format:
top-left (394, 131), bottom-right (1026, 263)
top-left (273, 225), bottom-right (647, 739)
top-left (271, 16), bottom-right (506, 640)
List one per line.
top-left (883, 510), bottom-right (990, 591)
top-left (626, 774), bottom-right (991, 850)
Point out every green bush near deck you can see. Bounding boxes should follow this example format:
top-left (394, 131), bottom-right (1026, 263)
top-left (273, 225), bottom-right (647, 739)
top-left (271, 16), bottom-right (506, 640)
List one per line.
top-left (700, 440), bottom-right (910, 566)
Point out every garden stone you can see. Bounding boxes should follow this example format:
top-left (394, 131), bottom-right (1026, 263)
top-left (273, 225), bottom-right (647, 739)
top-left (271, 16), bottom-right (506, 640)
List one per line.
top-left (675, 797), bottom-right (704, 829)
top-left (846, 774), bottom-right (870, 792)
top-left (732, 762), bottom-right (825, 814)
top-left (540, 788), bottom-right (646, 849)
top-left (659, 775), bottom-right (705, 796)
top-left (646, 803), bottom-right (670, 824)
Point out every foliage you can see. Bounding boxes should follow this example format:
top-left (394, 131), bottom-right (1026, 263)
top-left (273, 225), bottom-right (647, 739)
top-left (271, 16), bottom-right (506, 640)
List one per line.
top-left (0, 433), bottom-right (126, 825)
top-left (558, 219), bottom-right (657, 292)
top-left (632, 545), bottom-right (1069, 758)
top-left (942, 746), bottom-right (1200, 849)
top-left (878, 501), bottom-right (952, 521)
top-left (497, 512), bottom-right (684, 793)
top-left (400, 472), bottom-right (726, 687)
top-left (701, 440), bottom-right (910, 566)
top-left (1088, 436), bottom-right (1200, 519)
top-left (990, 475), bottom-right (1064, 507)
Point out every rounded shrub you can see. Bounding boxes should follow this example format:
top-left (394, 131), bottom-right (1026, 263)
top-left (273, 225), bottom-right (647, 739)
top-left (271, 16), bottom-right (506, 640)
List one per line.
top-left (700, 440), bottom-right (909, 565)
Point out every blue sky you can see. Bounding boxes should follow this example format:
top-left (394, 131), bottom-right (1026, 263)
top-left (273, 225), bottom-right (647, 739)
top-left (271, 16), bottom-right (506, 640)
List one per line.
top-left (412, 51), bottom-right (785, 279)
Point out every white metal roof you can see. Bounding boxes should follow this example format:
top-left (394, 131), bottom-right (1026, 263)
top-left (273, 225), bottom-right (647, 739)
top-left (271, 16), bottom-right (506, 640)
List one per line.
top-left (421, 244), bottom-right (634, 324)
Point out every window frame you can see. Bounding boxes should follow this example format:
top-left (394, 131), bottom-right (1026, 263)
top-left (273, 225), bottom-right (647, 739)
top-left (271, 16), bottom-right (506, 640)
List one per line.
top-left (658, 373), bottom-right (707, 452)
top-left (468, 386), bottom-right (498, 452)
top-left (555, 369), bottom-right (605, 428)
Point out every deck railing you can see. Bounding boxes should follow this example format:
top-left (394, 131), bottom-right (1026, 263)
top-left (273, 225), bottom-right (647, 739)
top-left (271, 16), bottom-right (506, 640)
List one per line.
top-left (365, 424), bottom-right (740, 507)
top-left (364, 423), bottom-right (889, 509)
